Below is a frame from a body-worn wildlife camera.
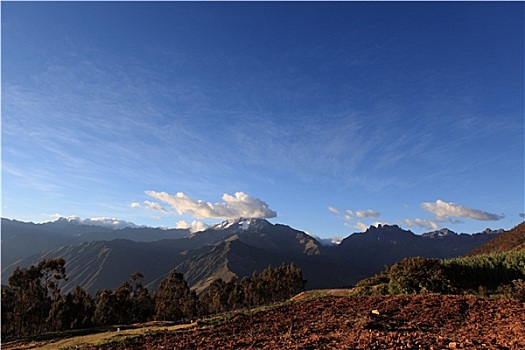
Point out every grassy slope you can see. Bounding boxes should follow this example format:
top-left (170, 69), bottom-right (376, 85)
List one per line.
top-left (1, 322), bottom-right (197, 350)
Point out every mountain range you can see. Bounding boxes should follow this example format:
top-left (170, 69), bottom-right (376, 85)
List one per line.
top-left (1, 217), bottom-right (504, 294)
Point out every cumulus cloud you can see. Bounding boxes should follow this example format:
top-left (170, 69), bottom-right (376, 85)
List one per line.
top-left (354, 222), bottom-right (369, 232)
top-left (144, 200), bottom-right (169, 213)
top-left (54, 215), bottom-right (139, 229)
top-left (403, 218), bottom-right (439, 231)
top-left (356, 209), bottom-right (380, 218)
top-left (175, 220), bottom-right (209, 233)
top-left (421, 199), bottom-right (504, 222)
top-left (328, 206), bottom-right (341, 214)
top-left (145, 191), bottom-right (277, 219)
top-left (129, 202), bottom-right (141, 208)
top-left (345, 210), bottom-right (354, 216)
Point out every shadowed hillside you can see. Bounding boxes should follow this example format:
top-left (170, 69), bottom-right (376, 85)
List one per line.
top-left (467, 222), bottom-right (525, 256)
top-left (2, 219), bottom-right (504, 294)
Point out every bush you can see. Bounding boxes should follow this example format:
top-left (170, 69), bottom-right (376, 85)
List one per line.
top-left (499, 279), bottom-right (525, 301)
top-left (388, 257), bottom-right (451, 295)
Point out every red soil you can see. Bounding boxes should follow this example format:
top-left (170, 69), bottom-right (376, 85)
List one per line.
top-left (90, 294), bottom-right (525, 349)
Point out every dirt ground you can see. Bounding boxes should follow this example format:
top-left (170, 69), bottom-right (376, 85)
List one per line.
top-left (87, 294), bottom-right (525, 350)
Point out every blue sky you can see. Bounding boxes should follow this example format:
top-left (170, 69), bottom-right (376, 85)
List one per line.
top-left (2, 2), bottom-right (524, 238)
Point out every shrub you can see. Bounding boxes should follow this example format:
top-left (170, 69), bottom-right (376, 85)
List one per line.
top-left (388, 257), bottom-right (451, 295)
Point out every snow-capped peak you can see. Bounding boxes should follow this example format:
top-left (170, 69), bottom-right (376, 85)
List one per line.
top-left (213, 217), bottom-right (269, 231)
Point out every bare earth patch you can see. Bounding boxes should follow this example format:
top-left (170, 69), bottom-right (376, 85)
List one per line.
top-left (84, 294), bottom-right (525, 350)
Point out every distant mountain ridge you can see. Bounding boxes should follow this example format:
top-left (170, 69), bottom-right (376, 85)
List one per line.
top-left (1, 218), bottom-right (189, 267)
top-left (334, 224), bottom-right (501, 282)
top-left (1, 218), bottom-right (505, 294)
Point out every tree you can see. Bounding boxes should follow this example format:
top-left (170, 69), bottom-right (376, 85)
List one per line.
top-left (155, 270), bottom-right (197, 321)
top-left (1, 286), bottom-right (15, 337)
top-left (69, 285), bottom-right (95, 329)
top-left (93, 288), bottom-right (117, 326)
top-left (112, 281), bottom-right (133, 324)
top-left (6, 258), bottom-right (67, 336)
top-left (199, 278), bottom-right (232, 314)
top-left (130, 272), bottom-right (154, 323)
top-left (92, 273), bottom-right (154, 326)
top-left (93, 282), bottom-right (133, 326)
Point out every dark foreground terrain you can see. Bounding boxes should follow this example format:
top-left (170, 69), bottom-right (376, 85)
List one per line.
top-left (86, 294), bottom-right (524, 350)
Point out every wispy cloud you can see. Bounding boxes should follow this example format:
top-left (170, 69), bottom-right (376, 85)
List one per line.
top-left (328, 206), bottom-right (341, 214)
top-left (355, 209), bottom-right (380, 218)
top-left (329, 207), bottom-right (380, 219)
top-left (129, 202), bottom-right (141, 208)
top-left (328, 207), bottom-right (381, 221)
top-left (421, 199), bottom-right (504, 222)
top-left (330, 205), bottom-right (382, 231)
top-left (145, 191), bottom-right (277, 219)
top-left (403, 218), bottom-right (439, 231)
top-left (143, 201), bottom-right (169, 213)
top-left (354, 222), bottom-right (369, 232)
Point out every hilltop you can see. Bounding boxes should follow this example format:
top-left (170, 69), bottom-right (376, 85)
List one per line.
top-left (467, 221), bottom-right (525, 256)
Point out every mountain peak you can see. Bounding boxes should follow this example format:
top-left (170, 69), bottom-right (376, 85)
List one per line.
top-left (422, 228), bottom-right (458, 238)
top-left (481, 228), bottom-right (505, 235)
top-left (365, 224), bottom-right (404, 234)
top-left (213, 218), bottom-right (271, 231)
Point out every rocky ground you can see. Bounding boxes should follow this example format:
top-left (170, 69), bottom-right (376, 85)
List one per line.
top-left (88, 294), bottom-right (525, 350)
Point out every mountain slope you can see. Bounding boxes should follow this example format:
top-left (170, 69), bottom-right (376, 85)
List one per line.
top-left (1, 237), bottom-right (203, 294)
top-left (335, 224), bottom-right (501, 282)
top-left (1, 218), bottom-right (189, 267)
top-left (1, 219), bottom-right (503, 294)
top-left (467, 222), bottom-right (525, 256)
top-left (169, 219), bottom-right (342, 293)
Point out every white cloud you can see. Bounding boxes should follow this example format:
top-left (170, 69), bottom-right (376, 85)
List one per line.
top-left (331, 207), bottom-right (380, 220)
top-left (53, 215), bottom-right (139, 229)
top-left (328, 206), bottom-right (341, 214)
top-left (371, 221), bottom-right (391, 228)
top-left (144, 200), bottom-right (168, 213)
top-left (145, 191), bottom-right (277, 219)
top-left (421, 199), bottom-right (504, 222)
top-left (175, 220), bottom-right (209, 233)
top-left (354, 222), bottom-right (369, 232)
top-left (403, 218), bottom-right (439, 231)
top-left (356, 209), bottom-right (380, 218)
top-left (129, 202), bottom-right (141, 208)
